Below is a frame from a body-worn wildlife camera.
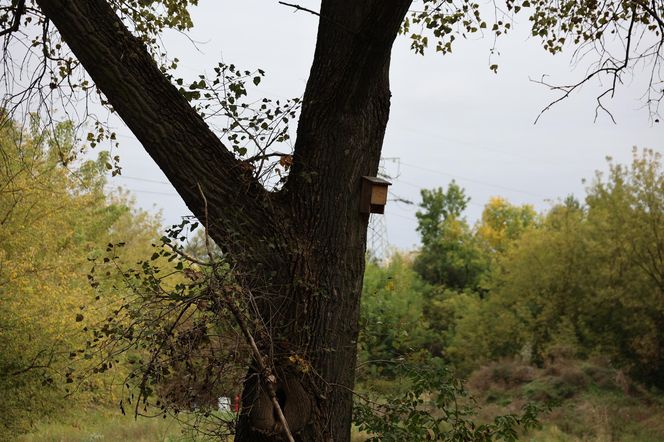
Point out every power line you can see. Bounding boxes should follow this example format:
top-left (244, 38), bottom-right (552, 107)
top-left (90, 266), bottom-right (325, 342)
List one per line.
top-left (127, 189), bottom-right (180, 197)
top-left (387, 211), bottom-right (418, 223)
top-left (106, 185), bottom-right (179, 197)
top-left (113, 131), bottom-right (557, 199)
top-left (113, 103), bottom-right (591, 177)
top-left (389, 178), bottom-right (487, 209)
top-left (400, 161), bottom-right (552, 199)
top-left (396, 125), bottom-right (592, 172)
top-left (112, 175), bottom-right (171, 185)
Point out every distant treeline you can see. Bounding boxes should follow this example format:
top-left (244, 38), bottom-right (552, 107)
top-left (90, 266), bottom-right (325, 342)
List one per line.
top-left (358, 148), bottom-right (664, 390)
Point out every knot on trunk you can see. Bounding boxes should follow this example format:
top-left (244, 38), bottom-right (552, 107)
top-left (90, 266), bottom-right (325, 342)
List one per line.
top-left (247, 374), bottom-right (312, 435)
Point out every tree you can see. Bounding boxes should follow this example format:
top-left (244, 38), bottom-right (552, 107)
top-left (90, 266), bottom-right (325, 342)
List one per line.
top-left (583, 148), bottom-right (664, 384)
top-left (359, 255), bottom-right (432, 383)
top-left (415, 183), bottom-right (489, 291)
top-left (448, 150), bottom-right (664, 382)
top-left (1, 0), bottom-right (662, 440)
top-left (476, 197), bottom-right (538, 254)
top-left (416, 182), bottom-right (470, 246)
top-left (0, 117), bottom-right (160, 437)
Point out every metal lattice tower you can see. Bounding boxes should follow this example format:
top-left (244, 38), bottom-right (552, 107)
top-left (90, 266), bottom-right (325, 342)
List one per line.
top-left (367, 212), bottom-right (389, 262)
top-left (367, 157), bottom-right (400, 262)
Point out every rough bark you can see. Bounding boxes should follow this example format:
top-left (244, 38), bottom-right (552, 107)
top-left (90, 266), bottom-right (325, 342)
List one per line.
top-left (34, 0), bottom-right (412, 440)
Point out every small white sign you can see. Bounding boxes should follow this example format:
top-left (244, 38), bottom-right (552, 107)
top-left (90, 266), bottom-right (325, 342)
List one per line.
top-left (218, 396), bottom-right (231, 412)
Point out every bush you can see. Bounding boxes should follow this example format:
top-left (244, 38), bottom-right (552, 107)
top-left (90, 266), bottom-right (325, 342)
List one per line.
top-left (353, 360), bottom-right (542, 441)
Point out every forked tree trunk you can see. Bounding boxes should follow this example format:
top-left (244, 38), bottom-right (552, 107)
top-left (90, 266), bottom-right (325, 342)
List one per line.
top-left (35, 0), bottom-right (412, 440)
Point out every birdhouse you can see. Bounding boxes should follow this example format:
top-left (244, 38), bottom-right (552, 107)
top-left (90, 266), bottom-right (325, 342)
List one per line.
top-left (360, 176), bottom-right (391, 214)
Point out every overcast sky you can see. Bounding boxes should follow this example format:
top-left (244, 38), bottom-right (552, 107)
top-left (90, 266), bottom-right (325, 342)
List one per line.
top-left (106, 1), bottom-right (664, 252)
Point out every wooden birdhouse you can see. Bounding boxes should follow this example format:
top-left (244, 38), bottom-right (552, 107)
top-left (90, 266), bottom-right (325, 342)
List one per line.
top-left (360, 176), bottom-right (391, 214)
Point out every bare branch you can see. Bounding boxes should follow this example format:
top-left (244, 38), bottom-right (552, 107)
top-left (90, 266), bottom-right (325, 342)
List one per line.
top-left (277, 1), bottom-right (321, 17)
top-left (10, 347), bottom-right (55, 376)
top-left (277, 0), bottom-right (357, 35)
top-left (533, 8), bottom-right (639, 124)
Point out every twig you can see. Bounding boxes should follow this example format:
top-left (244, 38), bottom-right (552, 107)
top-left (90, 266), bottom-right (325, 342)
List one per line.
top-left (11, 348), bottom-right (54, 376)
top-left (532, 7), bottom-right (639, 124)
top-left (164, 241), bottom-right (212, 266)
top-left (196, 182), bottom-right (294, 442)
top-left (245, 151), bottom-right (289, 163)
top-left (277, 0), bottom-right (356, 35)
top-left (278, 1), bottom-right (320, 17)
top-left (135, 304), bottom-right (191, 418)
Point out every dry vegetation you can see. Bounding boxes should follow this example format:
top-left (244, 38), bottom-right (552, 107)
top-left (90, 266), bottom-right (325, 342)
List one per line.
top-left (468, 358), bottom-right (664, 441)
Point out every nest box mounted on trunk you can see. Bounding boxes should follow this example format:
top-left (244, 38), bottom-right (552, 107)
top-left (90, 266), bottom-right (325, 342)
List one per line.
top-left (360, 176), bottom-right (391, 214)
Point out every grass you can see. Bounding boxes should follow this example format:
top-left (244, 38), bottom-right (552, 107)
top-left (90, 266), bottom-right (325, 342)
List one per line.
top-left (18, 358), bottom-right (664, 441)
top-left (16, 407), bottom-right (231, 442)
top-left (468, 358), bottom-right (664, 442)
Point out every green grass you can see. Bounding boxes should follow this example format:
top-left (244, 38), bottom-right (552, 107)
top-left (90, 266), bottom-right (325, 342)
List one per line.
top-left (18, 359), bottom-right (664, 442)
top-left (16, 408), bottom-right (219, 442)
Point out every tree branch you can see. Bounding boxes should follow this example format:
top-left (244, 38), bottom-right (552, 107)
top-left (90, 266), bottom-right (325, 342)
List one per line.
top-left (10, 348), bottom-right (55, 376)
top-left (34, 0), bottom-right (282, 263)
top-left (532, 10), bottom-right (636, 125)
top-left (0, 0), bottom-right (25, 37)
top-left (196, 182), bottom-right (293, 441)
top-left (278, 1), bottom-right (320, 17)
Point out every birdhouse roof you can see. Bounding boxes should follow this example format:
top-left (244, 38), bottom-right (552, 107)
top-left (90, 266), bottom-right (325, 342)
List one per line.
top-left (362, 176), bottom-right (391, 186)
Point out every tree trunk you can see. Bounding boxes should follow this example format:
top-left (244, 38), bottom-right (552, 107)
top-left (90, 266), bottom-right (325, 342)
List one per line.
top-left (34, 0), bottom-right (412, 440)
